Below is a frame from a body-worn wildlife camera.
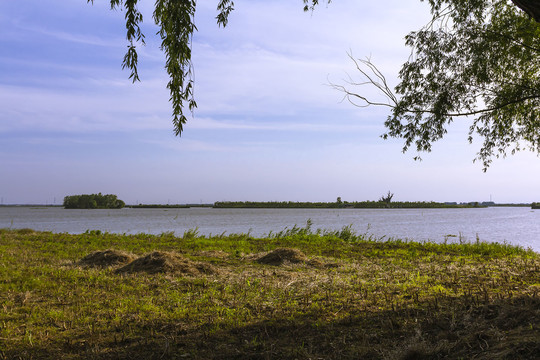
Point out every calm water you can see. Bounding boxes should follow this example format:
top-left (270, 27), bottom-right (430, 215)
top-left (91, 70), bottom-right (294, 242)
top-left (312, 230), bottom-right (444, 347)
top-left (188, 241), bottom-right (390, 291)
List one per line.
top-left (1, 206), bottom-right (539, 251)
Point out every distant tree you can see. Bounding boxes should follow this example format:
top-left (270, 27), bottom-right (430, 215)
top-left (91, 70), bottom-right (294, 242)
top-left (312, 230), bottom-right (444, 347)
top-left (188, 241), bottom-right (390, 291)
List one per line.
top-left (336, 196), bottom-right (342, 204)
top-left (379, 191), bottom-right (394, 204)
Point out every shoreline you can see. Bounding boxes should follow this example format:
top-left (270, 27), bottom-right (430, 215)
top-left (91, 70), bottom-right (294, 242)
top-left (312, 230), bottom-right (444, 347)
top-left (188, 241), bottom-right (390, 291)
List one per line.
top-left (1, 202), bottom-right (534, 209)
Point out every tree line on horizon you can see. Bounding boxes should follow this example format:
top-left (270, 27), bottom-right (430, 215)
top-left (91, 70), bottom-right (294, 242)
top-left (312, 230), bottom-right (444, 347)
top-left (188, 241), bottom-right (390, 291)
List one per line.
top-left (61, 194), bottom-right (533, 209)
top-left (213, 200), bottom-right (481, 209)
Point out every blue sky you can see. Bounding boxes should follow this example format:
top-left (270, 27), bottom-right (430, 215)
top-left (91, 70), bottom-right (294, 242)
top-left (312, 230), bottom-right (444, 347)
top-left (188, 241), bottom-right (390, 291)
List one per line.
top-left (1, 0), bottom-right (540, 205)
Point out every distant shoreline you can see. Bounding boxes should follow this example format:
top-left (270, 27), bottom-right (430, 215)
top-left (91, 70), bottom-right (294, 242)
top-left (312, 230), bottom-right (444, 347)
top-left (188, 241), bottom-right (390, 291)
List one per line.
top-left (127, 204), bottom-right (213, 209)
top-left (0, 202), bottom-right (534, 208)
top-left (213, 201), bottom-right (487, 209)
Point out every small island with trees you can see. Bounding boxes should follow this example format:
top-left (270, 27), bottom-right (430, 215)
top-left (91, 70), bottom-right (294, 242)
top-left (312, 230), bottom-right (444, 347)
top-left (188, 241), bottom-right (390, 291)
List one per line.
top-left (63, 193), bottom-right (125, 209)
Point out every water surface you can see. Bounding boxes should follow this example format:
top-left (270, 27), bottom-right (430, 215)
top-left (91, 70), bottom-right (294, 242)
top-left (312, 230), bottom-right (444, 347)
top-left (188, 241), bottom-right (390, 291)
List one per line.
top-left (1, 206), bottom-right (538, 251)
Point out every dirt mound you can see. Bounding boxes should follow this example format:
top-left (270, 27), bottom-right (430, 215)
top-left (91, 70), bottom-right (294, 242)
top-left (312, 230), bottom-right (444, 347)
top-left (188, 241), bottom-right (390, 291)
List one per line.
top-left (116, 251), bottom-right (216, 275)
top-left (79, 249), bottom-right (136, 267)
top-left (256, 248), bottom-right (308, 266)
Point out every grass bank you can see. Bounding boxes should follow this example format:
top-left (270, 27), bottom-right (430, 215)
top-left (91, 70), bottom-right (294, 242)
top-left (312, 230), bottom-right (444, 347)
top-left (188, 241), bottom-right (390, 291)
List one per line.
top-left (1, 226), bottom-right (539, 359)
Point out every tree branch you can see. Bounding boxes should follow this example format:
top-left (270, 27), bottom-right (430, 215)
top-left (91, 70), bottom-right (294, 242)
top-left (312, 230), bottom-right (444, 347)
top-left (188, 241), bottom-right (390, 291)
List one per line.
top-left (334, 57), bottom-right (540, 118)
top-left (512, 0), bottom-right (540, 22)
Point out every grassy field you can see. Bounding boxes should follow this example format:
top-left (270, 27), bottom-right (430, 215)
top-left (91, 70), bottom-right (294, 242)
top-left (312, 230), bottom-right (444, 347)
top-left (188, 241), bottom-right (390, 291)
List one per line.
top-left (1, 225), bottom-right (539, 359)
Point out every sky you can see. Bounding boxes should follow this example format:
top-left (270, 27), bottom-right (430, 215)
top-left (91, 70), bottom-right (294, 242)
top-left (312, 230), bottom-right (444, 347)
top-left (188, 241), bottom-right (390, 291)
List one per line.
top-left (1, 0), bottom-right (540, 205)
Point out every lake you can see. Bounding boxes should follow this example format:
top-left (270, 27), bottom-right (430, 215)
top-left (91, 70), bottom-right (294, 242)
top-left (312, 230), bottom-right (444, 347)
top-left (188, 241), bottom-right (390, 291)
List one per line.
top-left (1, 206), bottom-right (539, 251)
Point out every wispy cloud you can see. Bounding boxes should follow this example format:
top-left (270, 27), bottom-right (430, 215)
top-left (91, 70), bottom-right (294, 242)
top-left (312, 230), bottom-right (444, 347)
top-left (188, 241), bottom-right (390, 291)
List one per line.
top-left (189, 116), bottom-right (382, 133)
top-left (18, 24), bottom-right (122, 47)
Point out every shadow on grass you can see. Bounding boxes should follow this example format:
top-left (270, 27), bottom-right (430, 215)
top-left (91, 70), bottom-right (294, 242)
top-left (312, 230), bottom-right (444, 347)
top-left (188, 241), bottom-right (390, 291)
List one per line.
top-left (3, 295), bottom-right (539, 360)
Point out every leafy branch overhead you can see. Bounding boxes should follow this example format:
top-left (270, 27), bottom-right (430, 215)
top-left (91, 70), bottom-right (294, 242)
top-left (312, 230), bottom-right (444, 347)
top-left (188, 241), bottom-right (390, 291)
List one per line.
top-left (90, 1), bottom-right (539, 170)
top-left (334, 0), bottom-right (540, 169)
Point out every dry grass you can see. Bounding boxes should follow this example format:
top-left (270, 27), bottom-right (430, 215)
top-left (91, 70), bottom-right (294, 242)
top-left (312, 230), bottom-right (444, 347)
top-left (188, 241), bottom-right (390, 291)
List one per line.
top-left (79, 249), bottom-right (136, 267)
top-left (115, 251), bottom-right (218, 275)
top-left (256, 247), bottom-right (308, 265)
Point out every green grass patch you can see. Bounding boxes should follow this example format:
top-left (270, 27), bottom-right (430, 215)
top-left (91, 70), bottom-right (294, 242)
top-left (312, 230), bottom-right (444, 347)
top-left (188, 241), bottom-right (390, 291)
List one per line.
top-left (0, 225), bottom-right (539, 359)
